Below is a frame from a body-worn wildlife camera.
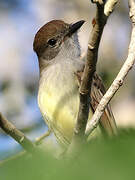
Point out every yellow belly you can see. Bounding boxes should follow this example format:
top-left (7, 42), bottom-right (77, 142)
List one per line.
top-left (38, 83), bottom-right (80, 144)
top-left (38, 75), bottom-right (101, 146)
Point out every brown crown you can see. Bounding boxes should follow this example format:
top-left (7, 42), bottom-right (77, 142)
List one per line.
top-left (33, 20), bottom-right (69, 56)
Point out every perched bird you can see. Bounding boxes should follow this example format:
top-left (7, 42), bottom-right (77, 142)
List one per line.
top-left (33, 20), bottom-right (117, 147)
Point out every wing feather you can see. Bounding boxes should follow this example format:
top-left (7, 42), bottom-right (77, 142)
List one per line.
top-left (75, 71), bottom-right (117, 136)
top-left (91, 73), bottom-right (117, 135)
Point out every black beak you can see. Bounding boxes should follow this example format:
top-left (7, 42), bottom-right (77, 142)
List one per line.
top-left (67, 20), bottom-right (85, 36)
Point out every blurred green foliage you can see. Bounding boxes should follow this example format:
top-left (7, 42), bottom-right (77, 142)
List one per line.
top-left (1, 129), bottom-right (135, 180)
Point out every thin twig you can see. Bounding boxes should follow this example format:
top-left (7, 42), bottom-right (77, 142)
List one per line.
top-left (0, 151), bottom-right (26, 166)
top-left (0, 130), bottom-right (52, 166)
top-left (0, 112), bottom-right (52, 150)
top-left (0, 129), bottom-right (52, 165)
top-left (35, 130), bottom-right (51, 145)
top-left (86, 0), bottom-right (135, 137)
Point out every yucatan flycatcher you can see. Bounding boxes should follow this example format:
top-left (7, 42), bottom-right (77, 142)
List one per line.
top-left (33, 20), bottom-right (117, 147)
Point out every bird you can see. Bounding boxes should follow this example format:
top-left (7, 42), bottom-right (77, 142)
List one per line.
top-left (33, 20), bottom-right (117, 147)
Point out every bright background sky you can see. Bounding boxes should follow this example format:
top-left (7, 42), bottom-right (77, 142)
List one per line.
top-left (0, 0), bottom-right (134, 160)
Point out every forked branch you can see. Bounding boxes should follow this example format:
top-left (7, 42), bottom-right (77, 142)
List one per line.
top-left (68, 0), bottom-right (118, 153)
top-left (86, 0), bottom-right (135, 137)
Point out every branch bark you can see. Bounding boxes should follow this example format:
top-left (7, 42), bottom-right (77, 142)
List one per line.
top-left (67, 0), bottom-right (118, 153)
top-left (104, 0), bottom-right (118, 16)
top-left (0, 113), bottom-right (36, 153)
top-left (75, 3), bottom-right (106, 138)
top-left (86, 0), bottom-right (135, 137)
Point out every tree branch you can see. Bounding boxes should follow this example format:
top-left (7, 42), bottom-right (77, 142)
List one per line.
top-left (74, 3), bottom-right (106, 138)
top-left (104, 0), bottom-right (118, 16)
top-left (0, 112), bottom-right (36, 153)
top-left (67, 0), bottom-right (118, 154)
top-left (86, 0), bottom-right (135, 137)
top-left (0, 111), bottom-right (52, 154)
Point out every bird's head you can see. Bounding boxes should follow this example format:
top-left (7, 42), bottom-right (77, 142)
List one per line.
top-left (33, 20), bottom-right (85, 63)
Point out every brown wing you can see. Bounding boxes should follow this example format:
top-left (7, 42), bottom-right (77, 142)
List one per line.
top-left (75, 71), bottom-right (117, 136)
top-left (91, 73), bottom-right (117, 135)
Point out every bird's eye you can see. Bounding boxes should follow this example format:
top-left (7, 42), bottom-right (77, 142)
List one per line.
top-left (47, 39), bottom-right (57, 46)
